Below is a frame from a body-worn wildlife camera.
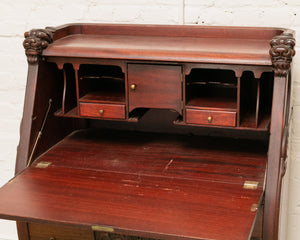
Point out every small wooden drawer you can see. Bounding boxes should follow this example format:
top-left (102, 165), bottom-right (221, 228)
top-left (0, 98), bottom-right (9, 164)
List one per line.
top-left (79, 102), bottom-right (125, 119)
top-left (186, 108), bottom-right (236, 127)
top-left (28, 222), bottom-right (93, 240)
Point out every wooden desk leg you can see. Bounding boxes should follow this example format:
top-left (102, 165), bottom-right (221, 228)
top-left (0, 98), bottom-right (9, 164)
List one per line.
top-left (16, 222), bottom-right (29, 240)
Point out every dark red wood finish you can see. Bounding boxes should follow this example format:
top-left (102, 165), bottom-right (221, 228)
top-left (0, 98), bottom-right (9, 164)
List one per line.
top-left (186, 109), bottom-right (236, 127)
top-left (16, 222), bottom-right (29, 240)
top-left (186, 96), bottom-right (237, 110)
top-left (264, 76), bottom-right (288, 240)
top-left (79, 91), bottom-right (125, 104)
top-left (42, 24), bottom-right (284, 66)
top-left (0, 167), bottom-right (263, 240)
top-left (3, 24), bottom-right (295, 240)
top-left (128, 64), bottom-right (182, 113)
top-left (0, 130), bottom-right (267, 240)
top-left (34, 129), bottom-right (268, 185)
top-left (79, 103), bottom-right (125, 119)
top-left (28, 222), bottom-right (94, 240)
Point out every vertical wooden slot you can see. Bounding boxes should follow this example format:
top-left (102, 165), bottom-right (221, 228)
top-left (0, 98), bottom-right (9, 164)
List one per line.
top-left (240, 71), bottom-right (258, 128)
top-left (62, 67), bottom-right (67, 115)
top-left (63, 64), bottom-right (77, 115)
top-left (237, 76), bottom-right (241, 127)
top-left (255, 78), bottom-right (260, 127)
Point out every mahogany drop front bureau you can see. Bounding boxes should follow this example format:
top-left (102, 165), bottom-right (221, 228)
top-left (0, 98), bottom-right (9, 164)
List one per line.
top-left (0, 24), bottom-right (296, 240)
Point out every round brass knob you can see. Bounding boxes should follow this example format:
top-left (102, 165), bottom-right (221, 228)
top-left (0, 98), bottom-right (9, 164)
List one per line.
top-left (99, 109), bottom-right (104, 115)
top-left (130, 84), bottom-right (136, 91)
top-left (49, 237), bottom-right (56, 240)
top-left (207, 116), bottom-right (213, 123)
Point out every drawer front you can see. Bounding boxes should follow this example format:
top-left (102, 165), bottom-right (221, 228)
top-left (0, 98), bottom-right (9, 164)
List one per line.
top-left (79, 102), bottom-right (125, 119)
top-left (186, 108), bottom-right (236, 127)
top-left (28, 222), bottom-right (93, 240)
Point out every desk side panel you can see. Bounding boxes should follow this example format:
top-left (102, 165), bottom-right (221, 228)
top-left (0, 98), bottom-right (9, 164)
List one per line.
top-left (15, 61), bottom-right (84, 240)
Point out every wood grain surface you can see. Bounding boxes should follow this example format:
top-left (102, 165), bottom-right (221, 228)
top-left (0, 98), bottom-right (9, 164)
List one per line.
top-left (79, 103), bottom-right (125, 119)
top-left (128, 64), bottom-right (182, 113)
top-left (0, 129), bottom-right (267, 240)
top-left (28, 222), bottom-right (93, 240)
top-left (185, 109), bottom-right (237, 127)
top-left (43, 34), bottom-right (273, 65)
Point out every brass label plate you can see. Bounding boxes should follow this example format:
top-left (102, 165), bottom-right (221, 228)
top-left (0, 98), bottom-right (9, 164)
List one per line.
top-left (92, 225), bottom-right (114, 232)
top-left (35, 161), bottom-right (52, 168)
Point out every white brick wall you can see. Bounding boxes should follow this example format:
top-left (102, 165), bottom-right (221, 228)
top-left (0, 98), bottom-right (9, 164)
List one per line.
top-left (0, 1), bottom-right (299, 239)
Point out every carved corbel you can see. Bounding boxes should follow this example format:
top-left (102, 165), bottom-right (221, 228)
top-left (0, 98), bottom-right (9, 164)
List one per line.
top-left (270, 32), bottom-right (296, 77)
top-left (23, 28), bottom-right (54, 64)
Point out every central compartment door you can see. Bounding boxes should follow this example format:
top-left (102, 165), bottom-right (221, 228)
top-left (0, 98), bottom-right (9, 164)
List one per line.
top-left (128, 64), bottom-right (182, 114)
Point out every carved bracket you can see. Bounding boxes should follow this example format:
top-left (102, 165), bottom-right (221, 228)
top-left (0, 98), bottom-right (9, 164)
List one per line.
top-left (270, 32), bottom-right (295, 77)
top-left (23, 28), bottom-right (54, 64)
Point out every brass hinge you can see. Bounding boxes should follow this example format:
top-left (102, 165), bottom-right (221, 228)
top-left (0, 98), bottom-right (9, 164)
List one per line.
top-left (243, 181), bottom-right (259, 190)
top-left (35, 161), bottom-right (52, 169)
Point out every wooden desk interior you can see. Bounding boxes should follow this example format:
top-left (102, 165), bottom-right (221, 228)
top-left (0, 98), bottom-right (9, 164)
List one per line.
top-left (0, 23), bottom-right (295, 240)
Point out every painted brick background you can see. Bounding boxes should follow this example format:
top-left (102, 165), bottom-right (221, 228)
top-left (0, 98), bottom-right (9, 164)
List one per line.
top-left (0, 1), bottom-right (299, 239)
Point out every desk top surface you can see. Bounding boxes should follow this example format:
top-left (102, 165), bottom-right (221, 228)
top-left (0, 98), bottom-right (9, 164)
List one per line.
top-left (42, 23), bottom-right (285, 66)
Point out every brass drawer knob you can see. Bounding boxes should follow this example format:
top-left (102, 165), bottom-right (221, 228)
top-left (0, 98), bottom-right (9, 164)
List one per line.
top-left (49, 237), bottom-right (56, 240)
top-left (207, 116), bottom-right (213, 123)
top-left (99, 109), bottom-right (104, 115)
top-left (130, 84), bottom-right (136, 91)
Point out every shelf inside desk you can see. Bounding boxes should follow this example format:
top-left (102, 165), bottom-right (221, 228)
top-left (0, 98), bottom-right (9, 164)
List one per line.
top-left (186, 96), bottom-right (237, 111)
top-left (0, 129), bottom-right (268, 240)
top-left (79, 90), bottom-right (125, 104)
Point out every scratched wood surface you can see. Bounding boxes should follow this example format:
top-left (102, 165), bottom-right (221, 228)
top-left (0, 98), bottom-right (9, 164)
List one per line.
top-left (0, 129), bottom-right (267, 240)
top-left (35, 129), bottom-right (267, 186)
top-left (0, 165), bottom-right (263, 240)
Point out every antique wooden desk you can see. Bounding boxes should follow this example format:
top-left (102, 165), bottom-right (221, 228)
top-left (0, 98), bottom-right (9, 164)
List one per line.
top-left (0, 24), bottom-right (295, 240)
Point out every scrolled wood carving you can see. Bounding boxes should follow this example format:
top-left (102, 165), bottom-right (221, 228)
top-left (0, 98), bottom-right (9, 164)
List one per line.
top-left (96, 232), bottom-right (158, 240)
top-left (270, 33), bottom-right (295, 77)
top-left (23, 28), bottom-right (54, 64)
